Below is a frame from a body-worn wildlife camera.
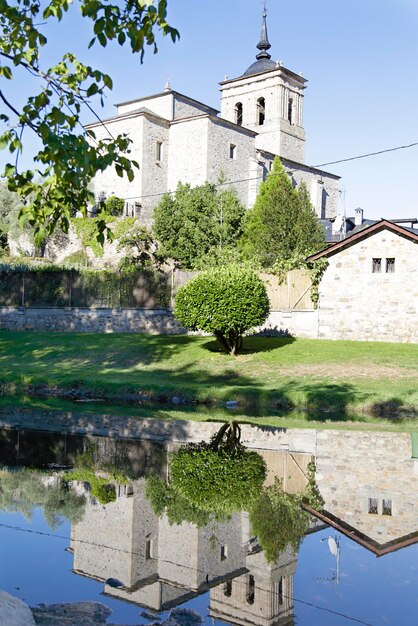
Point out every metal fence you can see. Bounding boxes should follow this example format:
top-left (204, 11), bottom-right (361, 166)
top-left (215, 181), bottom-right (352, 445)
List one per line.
top-left (0, 269), bottom-right (170, 308)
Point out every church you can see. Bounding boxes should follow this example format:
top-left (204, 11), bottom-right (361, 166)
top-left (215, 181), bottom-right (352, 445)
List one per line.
top-left (87, 9), bottom-right (340, 224)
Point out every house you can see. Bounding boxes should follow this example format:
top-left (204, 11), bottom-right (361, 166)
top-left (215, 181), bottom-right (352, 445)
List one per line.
top-left (86, 9), bottom-right (340, 224)
top-left (307, 219), bottom-right (418, 342)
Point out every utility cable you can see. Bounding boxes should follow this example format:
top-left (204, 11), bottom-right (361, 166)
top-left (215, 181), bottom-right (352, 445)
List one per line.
top-left (313, 141), bottom-right (418, 168)
top-left (0, 521), bottom-right (376, 625)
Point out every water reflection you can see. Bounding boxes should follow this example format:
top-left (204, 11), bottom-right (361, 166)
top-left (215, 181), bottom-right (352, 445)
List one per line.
top-left (1, 425), bottom-right (418, 625)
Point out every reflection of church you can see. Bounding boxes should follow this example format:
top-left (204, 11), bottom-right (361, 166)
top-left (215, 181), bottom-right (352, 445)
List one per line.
top-left (68, 450), bottom-right (312, 624)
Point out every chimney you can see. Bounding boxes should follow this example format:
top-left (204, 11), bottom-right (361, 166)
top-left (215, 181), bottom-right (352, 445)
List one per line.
top-left (354, 207), bottom-right (363, 226)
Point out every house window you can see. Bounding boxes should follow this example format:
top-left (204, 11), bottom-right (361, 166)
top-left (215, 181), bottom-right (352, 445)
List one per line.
top-left (246, 575), bottom-right (255, 605)
top-left (368, 498), bottom-right (378, 514)
top-left (386, 258), bottom-right (395, 273)
top-left (223, 580), bottom-right (232, 597)
top-left (382, 499), bottom-right (392, 516)
top-left (257, 97), bottom-right (265, 126)
top-left (372, 258), bottom-right (382, 273)
top-left (229, 144), bottom-right (237, 159)
top-left (235, 102), bottom-right (243, 126)
top-left (220, 545), bottom-right (228, 561)
top-left (156, 141), bottom-right (163, 162)
top-left (288, 97), bottom-right (293, 124)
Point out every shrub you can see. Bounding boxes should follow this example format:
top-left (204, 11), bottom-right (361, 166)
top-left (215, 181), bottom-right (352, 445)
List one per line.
top-left (174, 265), bottom-right (270, 355)
top-left (104, 195), bottom-right (125, 217)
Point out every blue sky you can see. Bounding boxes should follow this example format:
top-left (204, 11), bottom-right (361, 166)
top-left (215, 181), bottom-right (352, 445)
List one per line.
top-left (2, 0), bottom-right (418, 220)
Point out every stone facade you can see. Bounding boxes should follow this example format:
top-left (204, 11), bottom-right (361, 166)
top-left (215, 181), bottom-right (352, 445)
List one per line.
top-left (314, 223), bottom-right (418, 342)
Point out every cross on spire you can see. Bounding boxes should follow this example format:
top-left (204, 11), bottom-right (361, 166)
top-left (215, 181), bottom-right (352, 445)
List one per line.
top-left (256, 3), bottom-right (271, 60)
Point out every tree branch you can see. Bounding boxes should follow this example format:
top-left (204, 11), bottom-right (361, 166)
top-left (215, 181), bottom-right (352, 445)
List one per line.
top-left (0, 90), bottom-right (38, 133)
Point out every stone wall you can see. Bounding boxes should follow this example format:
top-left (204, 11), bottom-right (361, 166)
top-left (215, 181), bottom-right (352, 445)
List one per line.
top-left (317, 229), bottom-right (418, 342)
top-left (0, 307), bottom-right (183, 334)
top-left (0, 305), bottom-right (318, 338)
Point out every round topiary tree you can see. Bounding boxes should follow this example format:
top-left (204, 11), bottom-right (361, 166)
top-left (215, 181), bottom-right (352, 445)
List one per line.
top-left (169, 422), bottom-right (267, 516)
top-left (174, 265), bottom-right (270, 355)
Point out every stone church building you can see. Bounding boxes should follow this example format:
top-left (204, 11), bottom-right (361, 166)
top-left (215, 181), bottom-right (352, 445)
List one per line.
top-left (87, 10), bottom-right (340, 224)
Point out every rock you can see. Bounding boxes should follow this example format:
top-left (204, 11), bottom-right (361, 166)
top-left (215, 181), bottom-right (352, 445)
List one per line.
top-left (30, 601), bottom-right (112, 625)
top-left (140, 611), bottom-right (160, 621)
top-left (171, 396), bottom-right (181, 405)
top-left (0, 590), bottom-right (36, 626)
top-left (225, 400), bottom-right (238, 408)
top-left (169, 608), bottom-right (203, 626)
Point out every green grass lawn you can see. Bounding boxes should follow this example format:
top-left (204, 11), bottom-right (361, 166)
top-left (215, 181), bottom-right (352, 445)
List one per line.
top-left (1, 330), bottom-right (418, 427)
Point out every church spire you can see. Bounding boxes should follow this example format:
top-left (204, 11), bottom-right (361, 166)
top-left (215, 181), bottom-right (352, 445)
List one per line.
top-left (256, 6), bottom-right (272, 60)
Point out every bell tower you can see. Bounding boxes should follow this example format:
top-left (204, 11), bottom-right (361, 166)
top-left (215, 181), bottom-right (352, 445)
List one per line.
top-left (219, 8), bottom-right (306, 163)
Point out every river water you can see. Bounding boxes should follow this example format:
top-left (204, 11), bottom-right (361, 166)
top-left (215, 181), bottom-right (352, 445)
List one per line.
top-left (1, 423), bottom-right (418, 626)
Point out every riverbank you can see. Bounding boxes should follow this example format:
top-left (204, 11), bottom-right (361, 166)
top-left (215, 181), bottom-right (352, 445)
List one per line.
top-left (1, 330), bottom-right (418, 423)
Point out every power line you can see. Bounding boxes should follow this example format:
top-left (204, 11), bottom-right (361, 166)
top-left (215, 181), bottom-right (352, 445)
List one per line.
top-left (1, 522), bottom-right (376, 625)
top-left (123, 138), bottom-right (418, 204)
top-left (313, 141), bottom-right (418, 168)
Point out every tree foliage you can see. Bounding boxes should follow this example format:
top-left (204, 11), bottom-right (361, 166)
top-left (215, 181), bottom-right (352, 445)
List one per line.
top-left (117, 224), bottom-right (161, 269)
top-left (249, 479), bottom-right (311, 563)
top-left (103, 195), bottom-right (125, 217)
top-left (241, 157), bottom-right (325, 268)
top-left (170, 445), bottom-right (266, 516)
top-left (174, 265), bottom-right (270, 355)
top-left (145, 475), bottom-right (212, 527)
top-left (153, 182), bottom-right (246, 269)
top-left (249, 463), bottom-right (324, 563)
top-left (0, 0), bottom-right (179, 244)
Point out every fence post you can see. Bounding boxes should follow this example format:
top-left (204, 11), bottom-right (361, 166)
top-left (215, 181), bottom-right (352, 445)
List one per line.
top-left (68, 271), bottom-right (72, 307)
top-left (21, 272), bottom-right (25, 307)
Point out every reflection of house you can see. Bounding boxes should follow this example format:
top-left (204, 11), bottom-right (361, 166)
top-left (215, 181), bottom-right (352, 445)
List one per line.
top-left (307, 219), bottom-right (418, 342)
top-left (309, 430), bottom-right (418, 556)
top-left (87, 10), bottom-right (339, 223)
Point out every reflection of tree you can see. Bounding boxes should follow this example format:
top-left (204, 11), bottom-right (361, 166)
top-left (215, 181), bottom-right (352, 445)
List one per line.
top-left (0, 468), bottom-right (86, 530)
top-left (64, 444), bottom-right (130, 505)
top-left (145, 475), bottom-right (212, 527)
top-left (250, 464), bottom-right (324, 563)
top-left (146, 422), bottom-right (267, 523)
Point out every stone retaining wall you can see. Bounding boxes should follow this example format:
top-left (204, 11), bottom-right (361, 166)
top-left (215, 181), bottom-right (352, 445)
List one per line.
top-left (0, 306), bottom-right (319, 338)
top-left (0, 306), bottom-right (183, 334)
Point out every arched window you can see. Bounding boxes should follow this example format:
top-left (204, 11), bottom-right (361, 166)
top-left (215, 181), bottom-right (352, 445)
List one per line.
top-left (235, 102), bottom-right (243, 126)
top-left (223, 580), bottom-right (232, 597)
top-left (288, 97), bottom-right (293, 124)
top-left (257, 97), bottom-right (265, 126)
